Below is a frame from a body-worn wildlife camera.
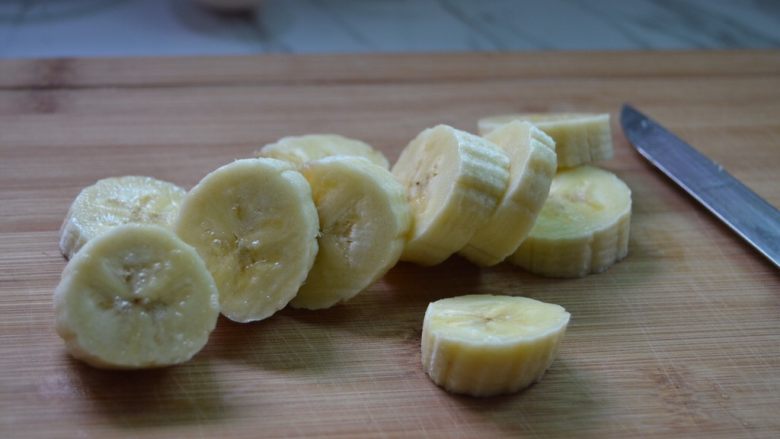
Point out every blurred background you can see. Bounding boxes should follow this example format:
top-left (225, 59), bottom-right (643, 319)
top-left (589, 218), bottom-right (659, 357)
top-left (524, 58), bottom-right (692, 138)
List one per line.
top-left (0, 0), bottom-right (778, 58)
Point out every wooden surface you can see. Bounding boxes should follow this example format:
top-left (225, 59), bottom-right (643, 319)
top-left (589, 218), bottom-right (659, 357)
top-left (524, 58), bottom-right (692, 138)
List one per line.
top-left (0, 51), bottom-right (779, 438)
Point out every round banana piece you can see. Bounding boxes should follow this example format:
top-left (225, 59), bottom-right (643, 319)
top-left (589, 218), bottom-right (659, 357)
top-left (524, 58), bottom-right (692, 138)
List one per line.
top-left (256, 134), bottom-right (390, 169)
top-left (290, 157), bottom-right (411, 310)
top-left (422, 294), bottom-right (570, 397)
top-left (54, 224), bottom-right (220, 369)
top-left (510, 165), bottom-right (631, 278)
top-left (459, 121), bottom-right (557, 266)
top-left (175, 158), bottom-right (319, 323)
top-left (478, 113), bottom-right (613, 168)
top-left (59, 176), bottom-right (186, 259)
top-left (391, 125), bottom-right (510, 266)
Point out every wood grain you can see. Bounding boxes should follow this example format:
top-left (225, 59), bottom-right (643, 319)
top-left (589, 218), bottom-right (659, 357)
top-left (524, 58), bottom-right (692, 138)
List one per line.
top-left (0, 51), bottom-right (778, 438)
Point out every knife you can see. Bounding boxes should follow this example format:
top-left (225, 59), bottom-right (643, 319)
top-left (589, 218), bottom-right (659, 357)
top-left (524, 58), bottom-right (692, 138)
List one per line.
top-left (620, 104), bottom-right (780, 269)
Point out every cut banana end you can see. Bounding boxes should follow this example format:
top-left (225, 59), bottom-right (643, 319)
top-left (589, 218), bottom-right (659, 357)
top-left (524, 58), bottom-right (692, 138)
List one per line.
top-left (478, 113), bottom-right (613, 168)
top-left (59, 176), bottom-right (186, 259)
top-left (391, 125), bottom-right (510, 266)
top-left (256, 134), bottom-right (390, 169)
top-left (510, 165), bottom-right (631, 278)
top-left (175, 158), bottom-right (319, 323)
top-left (290, 157), bottom-right (411, 310)
top-left (54, 224), bottom-right (220, 369)
top-left (422, 294), bottom-right (570, 397)
top-left (459, 121), bottom-right (557, 266)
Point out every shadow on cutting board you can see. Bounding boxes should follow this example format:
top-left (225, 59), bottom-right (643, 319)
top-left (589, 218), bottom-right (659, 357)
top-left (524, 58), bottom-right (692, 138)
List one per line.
top-left (207, 313), bottom-right (338, 373)
top-left (68, 357), bottom-right (230, 428)
top-left (451, 359), bottom-right (607, 435)
top-left (284, 256), bottom-right (483, 343)
top-left (199, 259), bottom-right (478, 373)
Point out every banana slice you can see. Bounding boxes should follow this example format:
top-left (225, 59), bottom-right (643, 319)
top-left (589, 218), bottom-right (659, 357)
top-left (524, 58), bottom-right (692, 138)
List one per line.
top-left (459, 121), bottom-right (557, 266)
top-left (54, 224), bottom-right (219, 369)
top-left (256, 134), bottom-right (390, 169)
top-left (422, 294), bottom-right (570, 397)
top-left (510, 165), bottom-right (631, 278)
top-left (478, 113), bottom-right (613, 168)
top-left (391, 125), bottom-right (510, 266)
top-left (290, 157), bottom-right (411, 310)
top-left (59, 176), bottom-right (186, 259)
top-left (175, 158), bottom-right (319, 323)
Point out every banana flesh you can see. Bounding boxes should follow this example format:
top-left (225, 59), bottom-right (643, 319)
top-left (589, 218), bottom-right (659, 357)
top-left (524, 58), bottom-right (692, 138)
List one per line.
top-left (54, 224), bottom-right (219, 369)
top-left (175, 158), bottom-right (319, 322)
top-left (256, 134), bottom-right (390, 169)
top-left (391, 125), bottom-right (510, 266)
top-left (510, 165), bottom-right (631, 278)
top-left (459, 121), bottom-right (557, 266)
top-left (59, 176), bottom-right (186, 259)
top-left (478, 113), bottom-right (613, 168)
top-left (422, 294), bottom-right (569, 397)
top-left (290, 157), bottom-right (411, 310)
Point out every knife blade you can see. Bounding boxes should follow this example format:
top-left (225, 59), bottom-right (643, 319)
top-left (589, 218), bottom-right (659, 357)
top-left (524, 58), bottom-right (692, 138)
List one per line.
top-left (620, 104), bottom-right (780, 269)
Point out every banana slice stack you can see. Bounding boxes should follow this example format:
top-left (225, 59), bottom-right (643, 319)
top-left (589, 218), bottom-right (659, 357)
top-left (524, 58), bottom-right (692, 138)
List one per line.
top-left (52, 115), bottom-right (631, 399)
top-left (53, 136), bottom-right (406, 368)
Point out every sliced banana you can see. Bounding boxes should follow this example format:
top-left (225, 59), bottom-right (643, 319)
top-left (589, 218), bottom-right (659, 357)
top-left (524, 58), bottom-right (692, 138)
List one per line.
top-left (54, 224), bottom-right (219, 369)
top-left (459, 121), bottom-right (557, 266)
top-left (256, 134), bottom-right (390, 169)
top-left (478, 113), bottom-right (613, 168)
top-left (510, 165), bottom-right (631, 278)
top-left (290, 157), bottom-right (411, 310)
top-left (422, 294), bottom-right (570, 397)
top-left (59, 176), bottom-right (186, 259)
top-left (391, 125), bottom-right (510, 266)
top-left (175, 158), bottom-right (319, 323)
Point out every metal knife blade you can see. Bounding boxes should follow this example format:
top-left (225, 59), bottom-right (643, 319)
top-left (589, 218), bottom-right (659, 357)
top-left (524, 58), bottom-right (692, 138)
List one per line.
top-left (620, 104), bottom-right (780, 268)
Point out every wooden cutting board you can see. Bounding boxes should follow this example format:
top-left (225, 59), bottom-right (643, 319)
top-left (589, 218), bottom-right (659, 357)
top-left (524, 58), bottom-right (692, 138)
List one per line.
top-left (1, 51), bottom-right (778, 438)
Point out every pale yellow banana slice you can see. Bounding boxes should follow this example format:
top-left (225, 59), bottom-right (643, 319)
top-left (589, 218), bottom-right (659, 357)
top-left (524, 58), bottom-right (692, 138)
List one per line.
top-left (256, 134), bottom-right (390, 169)
top-left (391, 125), bottom-right (510, 266)
top-left (54, 224), bottom-right (219, 369)
top-left (422, 294), bottom-right (570, 397)
top-left (290, 157), bottom-right (411, 310)
top-left (59, 176), bottom-right (186, 259)
top-left (478, 113), bottom-right (613, 168)
top-left (459, 121), bottom-right (557, 266)
top-left (175, 158), bottom-right (319, 323)
top-left (510, 165), bottom-right (631, 278)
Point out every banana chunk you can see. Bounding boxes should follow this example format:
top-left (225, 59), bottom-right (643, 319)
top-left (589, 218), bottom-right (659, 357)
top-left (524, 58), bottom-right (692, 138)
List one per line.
top-left (54, 224), bottom-right (219, 369)
top-left (478, 113), bottom-right (613, 168)
top-left (422, 294), bottom-right (570, 397)
top-left (256, 134), bottom-right (390, 169)
top-left (175, 158), bottom-right (319, 323)
top-left (391, 125), bottom-right (510, 266)
top-left (59, 176), bottom-right (186, 259)
top-left (290, 157), bottom-right (411, 310)
top-left (459, 121), bottom-right (557, 266)
top-left (510, 165), bottom-right (631, 278)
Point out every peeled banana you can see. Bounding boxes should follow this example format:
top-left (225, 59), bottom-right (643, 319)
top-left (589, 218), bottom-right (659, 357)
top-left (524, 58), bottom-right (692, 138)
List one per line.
top-left (510, 165), bottom-right (631, 278)
top-left (391, 125), bottom-right (510, 266)
top-left (421, 294), bottom-right (570, 397)
top-left (175, 158), bottom-right (319, 323)
top-left (290, 157), bottom-right (411, 310)
top-left (256, 134), bottom-right (390, 169)
top-left (459, 121), bottom-right (557, 266)
top-left (59, 176), bottom-right (186, 259)
top-left (54, 224), bottom-right (220, 369)
top-left (478, 113), bottom-right (613, 168)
